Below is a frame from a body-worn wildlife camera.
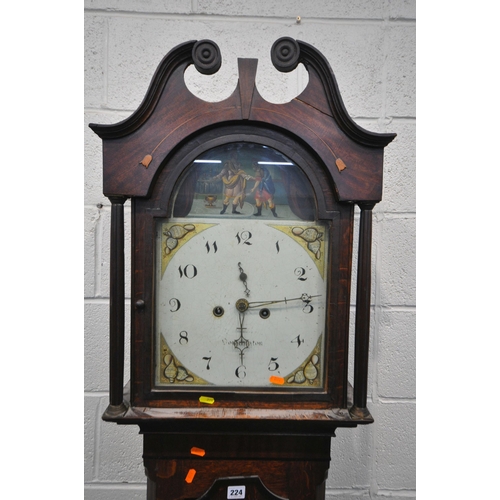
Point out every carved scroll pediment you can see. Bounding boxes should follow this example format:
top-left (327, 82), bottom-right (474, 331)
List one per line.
top-left (89, 37), bottom-right (395, 202)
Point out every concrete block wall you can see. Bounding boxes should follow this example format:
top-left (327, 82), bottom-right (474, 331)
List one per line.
top-left (84, 1), bottom-right (416, 499)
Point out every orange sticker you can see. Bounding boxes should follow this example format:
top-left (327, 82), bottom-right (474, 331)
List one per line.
top-left (269, 375), bottom-right (285, 385)
top-left (185, 469), bottom-right (196, 483)
top-left (190, 447), bottom-right (206, 457)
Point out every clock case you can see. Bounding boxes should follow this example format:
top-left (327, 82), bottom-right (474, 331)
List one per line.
top-left (89, 38), bottom-right (395, 435)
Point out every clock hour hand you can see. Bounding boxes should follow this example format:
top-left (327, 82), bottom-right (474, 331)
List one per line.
top-left (233, 309), bottom-right (250, 365)
top-left (246, 293), bottom-right (321, 309)
top-left (237, 310), bottom-right (246, 331)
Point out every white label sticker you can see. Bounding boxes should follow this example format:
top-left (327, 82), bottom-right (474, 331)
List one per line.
top-left (227, 485), bottom-right (246, 499)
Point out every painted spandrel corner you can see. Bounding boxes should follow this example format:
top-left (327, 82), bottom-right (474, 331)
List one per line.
top-left (173, 142), bottom-right (316, 221)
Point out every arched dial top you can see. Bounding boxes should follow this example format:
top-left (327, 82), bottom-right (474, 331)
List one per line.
top-left (155, 142), bottom-right (328, 390)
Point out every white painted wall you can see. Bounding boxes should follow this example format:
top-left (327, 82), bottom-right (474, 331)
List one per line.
top-left (84, 1), bottom-right (416, 499)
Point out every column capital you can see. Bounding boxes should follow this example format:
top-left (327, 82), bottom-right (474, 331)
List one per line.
top-left (357, 201), bottom-right (376, 211)
top-left (108, 195), bottom-right (128, 205)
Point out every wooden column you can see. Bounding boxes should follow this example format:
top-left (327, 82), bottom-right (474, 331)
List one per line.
top-left (105, 196), bottom-right (128, 416)
top-left (350, 202), bottom-right (375, 419)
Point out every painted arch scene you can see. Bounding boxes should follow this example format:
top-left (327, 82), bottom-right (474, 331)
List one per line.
top-left (172, 142), bottom-right (317, 221)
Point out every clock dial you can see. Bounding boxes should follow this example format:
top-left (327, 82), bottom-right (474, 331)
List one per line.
top-left (154, 218), bottom-right (329, 389)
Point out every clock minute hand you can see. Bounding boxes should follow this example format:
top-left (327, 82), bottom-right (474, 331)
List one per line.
top-left (246, 294), bottom-right (321, 309)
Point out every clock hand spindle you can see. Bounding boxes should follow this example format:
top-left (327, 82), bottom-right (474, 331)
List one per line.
top-left (237, 262), bottom-right (250, 297)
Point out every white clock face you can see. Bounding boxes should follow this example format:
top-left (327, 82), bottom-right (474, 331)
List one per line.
top-left (154, 218), bottom-right (329, 389)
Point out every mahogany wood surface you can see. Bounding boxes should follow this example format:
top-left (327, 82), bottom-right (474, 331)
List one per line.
top-left (108, 196), bottom-right (127, 412)
top-left (351, 204), bottom-right (375, 418)
top-left (143, 434), bottom-right (331, 500)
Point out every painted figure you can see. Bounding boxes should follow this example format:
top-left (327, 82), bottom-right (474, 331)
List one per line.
top-left (251, 163), bottom-right (278, 217)
top-left (209, 159), bottom-right (252, 214)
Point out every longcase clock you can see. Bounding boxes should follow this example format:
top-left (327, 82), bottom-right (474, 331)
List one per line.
top-left (89, 37), bottom-right (395, 500)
